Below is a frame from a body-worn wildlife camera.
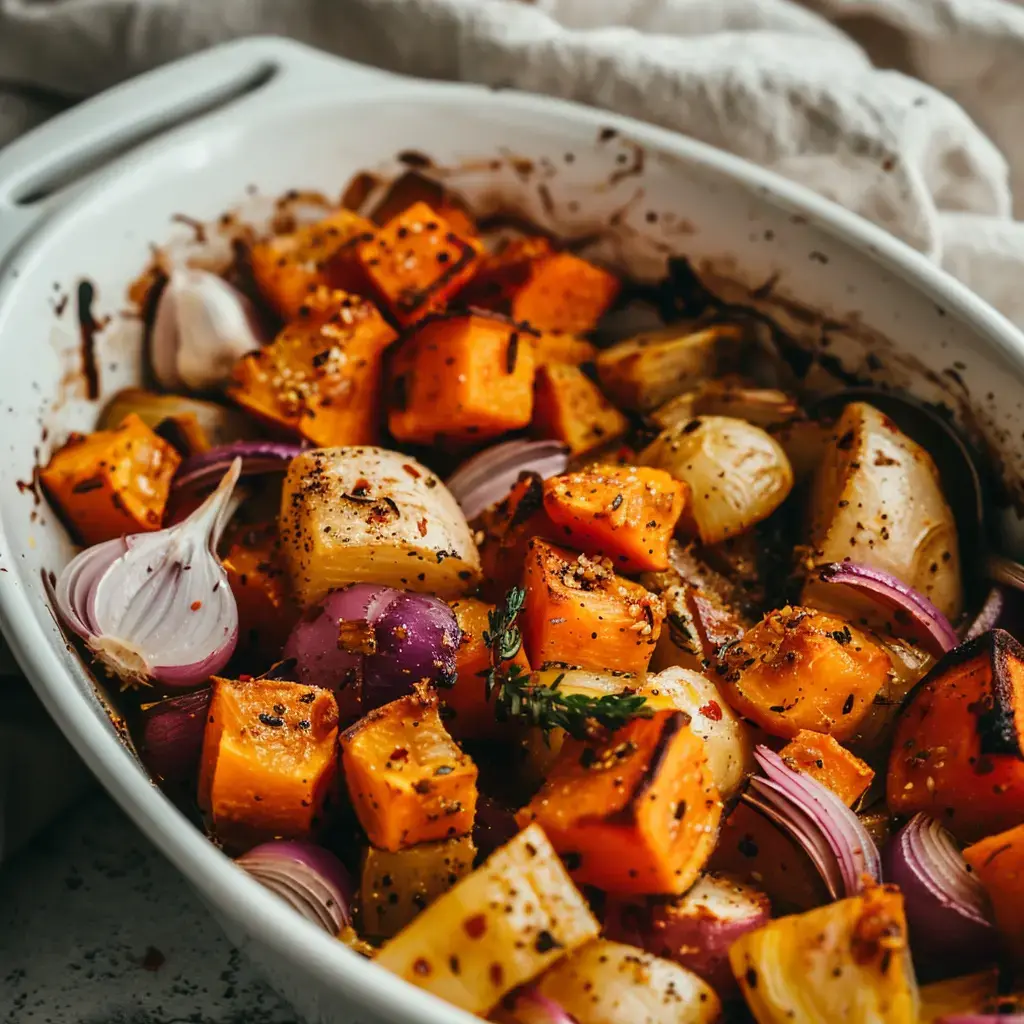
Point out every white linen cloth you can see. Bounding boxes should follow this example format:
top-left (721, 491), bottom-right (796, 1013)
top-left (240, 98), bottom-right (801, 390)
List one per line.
top-left (2, 0), bottom-right (1024, 857)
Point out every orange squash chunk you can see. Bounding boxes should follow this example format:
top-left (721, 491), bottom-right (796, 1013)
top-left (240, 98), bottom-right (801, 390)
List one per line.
top-left (354, 201), bottom-right (482, 326)
top-left (40, 413), bottom-right (180, 546)
top-left (340, 688), bottom-right (478, 852)
top-left (521, 538), bottom-right (666, 674)
top-left (221, 522), bottom-right (299, 662)
top-left (369, 170), bottom-right (477, 239)
top-left (198, 677), bottom-right (339, 846)
top-left (532, 363), bottom-right (629, 456)
top-left (249, 209), bottom-right (376, 319)
top-left (517, 709), bottom-right (722, 894)
top-left (543, 464), bottom-right (687, 573)
top-left (780, 729), bottom-right (874, 806)
top-left (964, 823), bottom-right (1024, 965)
top-left (229, 287), bottom-right (397, 447)
top-left (888, 629), bottom-right (1024, 842)
top-left (443, 598), bottom-right (532, 739)
top-left (531, 331), bottom-right (598, 367)
top-left (717, 606), bottom-right (890, 741)
top-left (388, 311), bottom-right (536, 445)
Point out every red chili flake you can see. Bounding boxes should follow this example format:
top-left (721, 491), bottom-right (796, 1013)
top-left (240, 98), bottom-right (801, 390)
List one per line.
top-left (464, 913), bottom-right (487, 939)
top-left (190, 600), bottom-right (202, 611)
top-left (699, 700), bottom-right (723, 721)
top-left (238, 674), bottom-right (254, 682)
top-left (390, 747), bottom-right (410, 762)
top-left (489, 963), bottom-right (504, 987)
top-left (412, 958), bottom-right (432, 976)
top-left (417, 517), bottom-right (429, 537)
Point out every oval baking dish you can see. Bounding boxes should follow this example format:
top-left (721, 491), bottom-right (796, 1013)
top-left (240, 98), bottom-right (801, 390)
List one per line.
top-left (1, 37), bottom-right (1023, 1024)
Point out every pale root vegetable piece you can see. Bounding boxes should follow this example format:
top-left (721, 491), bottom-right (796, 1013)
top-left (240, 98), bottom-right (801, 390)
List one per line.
top-left (374, 824), bottom-right (599, 1015)
top-left (278, 446), bottom-right (480, 609)
top-left (647, 579), bottom-right (746, 676)
top-left (717, 606), bottom-right (891, 741)
top-left (640, 667), bottom-right (755, 800)
top-left (641, 416), bottom-right (793, 545)
top-left (729, 885), bottom-right (918, 1024)
top-left (532, 363), bottom-right (629, 457)
top-left (198, 677), bottom-right (339, 848)
top-left (651, 380), bottom-right (801, 432)
top-left (98, 388), bottom-right (254, 448)
top-left (596, 323), bottom-right (744, 413)
top-left (963, 823), bottom-right (1024, 965)
top-left (779, 730), bottom-right (874, 806)
top-left (803, 401), bottom-right (962, 622)
top-left (360, 835), bottom-right (476, 940)
top-left (340, 689), bottom-right (477, 852)
top-left (530, 939), bottom-right (721, 1024)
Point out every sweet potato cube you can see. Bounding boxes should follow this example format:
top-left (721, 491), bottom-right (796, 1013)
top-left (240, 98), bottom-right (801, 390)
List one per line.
top-left (40, 413), bottom-right (180, 546)
top-left (360, 835), bottom-right (476, 939)
top-left (517, 710), bottom-right (722, 894)
top-left (340, 689), bottom-right (478, 852)
top-left (229, 288), bottom-right (397, 447)
top-left (443, 598), bottom-right (532, 739)
top-left (388, 312), bottom-right (536, 444)
top-left (521, 538), bottom-right (665, 674)
top-left (221, 522), bottom-right (298, 662)
top-left (532, 363), bottom-right (629, 456)
top-left (531, 331), bottom-right (598, 367)
top-left (249, 208), bottom-right (376, 319)
top-left (369, 170), bottom-right (477, 239)
top-left (543, 464), bottom-right (687, 573)
top-left (780, 730), bottom-right (874, 806)
top-left (963, 824), bottom-right (1024, 965)
top-left (355, 201), bottom-right (481, 325)
top-left (888, 628), bottom-right (1024, 842)
top-left (198, 677), bottom-right (339, 846)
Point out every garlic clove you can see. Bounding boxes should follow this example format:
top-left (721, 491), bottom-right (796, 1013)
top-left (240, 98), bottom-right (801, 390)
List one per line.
top-left (151, 269), bottom-right (262, 392)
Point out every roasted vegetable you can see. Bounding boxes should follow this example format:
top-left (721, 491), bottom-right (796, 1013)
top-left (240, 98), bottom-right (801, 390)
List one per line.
top-left (887, 628), bottom-right (1024, 842)
top-left (917, 969), bottom-right (1000, 1023)
top-left (649, 579), bottom-right (746, 675)
top-left (606, 873), bottom-right (771, 995)
top-left (444, 597), bottom-right (531, 739)
top-left (596, 323), bottom-right (744, 413)
top-left (354, 200), bottom-right (482, 326)
top-left (531, 331), bottom-right (598, 367)
top-left (99, 388), bottom-right (255, 448)
top-left (641, 416), bottom-right (793, 545)
top-left (532, 363), bottom-right (629, 456)
top-left (526, 939), bottom-right (721, 1024)
top-left (360, 835), bottom-right (476, 940)
top-left (963, 823), bottom-right (1024, 964)
top-left (388, 311), bottom-right (537, 444)
top-left (198, 676), bottom-right (339, 847)
top-left (779, 729), bottom-right (874, 806)
top-left (40, 413), bottom-right (181, 546)
top-left (374, 824), bottom-right (599, 1015)
top-left (803, 401), bottom-right (962, 622)
top-left (652, 379), bottom-right (801, 432)
top-left (340, 688), bottom-right (478, 852)
top-left (641, 667), bottom-right (754, 800)
top-left (278, 446), bottom-right (481, 609)
top-left (249, 208), bottom-right (376, 319)
top-left (368, 170), bottom-right (477, 238)
top-left (521, 538), bottom-right (665, 674)
top-left (542, 465), bottom-right (687, 573)
top-left (716, 606), bottom-right (891, 741)
top-left (517, 709), bottom-right (722, 894)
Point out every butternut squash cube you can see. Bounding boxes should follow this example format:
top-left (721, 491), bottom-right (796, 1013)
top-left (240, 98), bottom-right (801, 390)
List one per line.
top-left (340, 689), bottom-right (478, 852)
top-left (780, 729), bottom-right (874, 806)
top-left (388, 312), bottom-right (536, 445)
top-left (521, 538), bottom-right (665, 674)
top-left (369, 170), bottom-right (477, 239)
top-left (532, 363), bottom-right (629, 456)
top-left (249, 209), bottom-right (376, 319)
top-left (198, 677), bottom-right (339, 847)
top-left (40, 413), bottom-right (180, 546)
top-left (531, 331), bottom-right (598, 367)
top-left (229, 287), bottom-right (397, 448)
top-left (964, 824), bottom-right (1024, 966)
top-left (517, 709), bottom-right (722, 894)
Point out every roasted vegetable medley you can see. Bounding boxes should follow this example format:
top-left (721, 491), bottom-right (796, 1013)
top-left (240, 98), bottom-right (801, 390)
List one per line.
top-left (41, 172), bottom-right (1024, 1023)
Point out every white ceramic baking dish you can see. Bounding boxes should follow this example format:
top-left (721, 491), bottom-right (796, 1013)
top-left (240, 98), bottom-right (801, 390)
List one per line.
top-left (2, 35), bottom-right (1024, 1024)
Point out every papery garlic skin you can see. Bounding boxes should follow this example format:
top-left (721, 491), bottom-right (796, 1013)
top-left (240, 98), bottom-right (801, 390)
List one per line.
top-left (152, 269), bottom-right (261, 392)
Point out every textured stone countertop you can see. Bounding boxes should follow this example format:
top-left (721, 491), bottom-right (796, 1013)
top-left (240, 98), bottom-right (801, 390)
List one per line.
top-left (0, 793), bottom-right (301, 1024)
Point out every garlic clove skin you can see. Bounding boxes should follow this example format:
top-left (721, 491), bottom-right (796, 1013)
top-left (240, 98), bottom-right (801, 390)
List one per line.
top-left (151, 269), bottom-right (262, 393)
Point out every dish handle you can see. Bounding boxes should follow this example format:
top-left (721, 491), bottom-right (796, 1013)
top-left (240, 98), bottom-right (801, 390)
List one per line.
top-left (0, 37), bottom-right (401, 268)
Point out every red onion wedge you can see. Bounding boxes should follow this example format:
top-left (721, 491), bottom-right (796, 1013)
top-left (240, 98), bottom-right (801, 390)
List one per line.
top-left (492, 987), bottom-right (577, 1024)
top-left (54, 460), bottom-right (242, 691)
top-left (173, 441), bottom-right (304, 494)
top-left (283, 583), bottom-right (460, 721)
top-left (236, 840), bottom-right (353, 936)
top-left (445, 439), bottom-right (569, 521)
top-left (742, 745), bottom-right (881, 899)
top-left (883, 814), bottom-right (997, 977)
top-left (138, 686), bottom-right (211, 784)
top-left (815, 561), bottom-right (958, 658)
